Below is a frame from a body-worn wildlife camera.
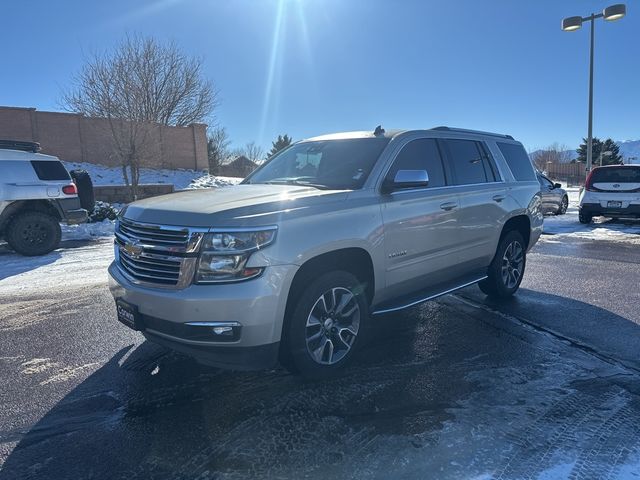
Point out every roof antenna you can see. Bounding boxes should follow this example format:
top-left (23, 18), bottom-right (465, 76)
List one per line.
top-left (373, 125), bottom-right (385, 136)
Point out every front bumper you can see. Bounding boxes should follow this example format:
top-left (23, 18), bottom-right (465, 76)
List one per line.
top-left (108, 261), bottom-right (298, 370)
top-left (580, 203), bottom-right (640, 218)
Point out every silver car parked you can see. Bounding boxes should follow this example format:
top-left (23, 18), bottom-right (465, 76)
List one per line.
top-left (109, 126), bottom-right (543, 377)
top-left (537, 173), bottom-right (569, 215)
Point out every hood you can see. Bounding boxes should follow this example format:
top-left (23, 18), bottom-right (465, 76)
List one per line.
top-left (122, 184), bottom-right (350, 227)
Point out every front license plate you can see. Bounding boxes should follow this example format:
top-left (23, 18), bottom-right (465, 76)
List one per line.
top-left (607, 201), bottom-right (623, 208)
top-left (116, 299), bottom-right (143, 331)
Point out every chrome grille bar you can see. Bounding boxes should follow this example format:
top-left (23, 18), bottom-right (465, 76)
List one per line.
top-left (114, 218), bottom-right (207, 289)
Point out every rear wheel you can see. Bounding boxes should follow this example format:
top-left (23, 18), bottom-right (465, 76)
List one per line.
top-left (6, 211), bottom-right (61, 256)
top-left (578, 211), bottom-right (592, 224)
top-left (557, 196), bottom-right (568, 215)
top-left (478, 230), bottom-right (526, 299)
top-left (283, 270), bottom-right (368, 378)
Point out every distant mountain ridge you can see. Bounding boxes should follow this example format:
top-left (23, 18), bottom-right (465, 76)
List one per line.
top-left (529, 139), bottom-right (640, 164)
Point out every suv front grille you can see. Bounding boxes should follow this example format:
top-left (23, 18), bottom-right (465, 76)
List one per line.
top-left (114, 218), bottom-right (205, 288)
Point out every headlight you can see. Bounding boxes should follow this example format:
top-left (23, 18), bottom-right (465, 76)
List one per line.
top-left (195, 227), bottom-right (277, 283)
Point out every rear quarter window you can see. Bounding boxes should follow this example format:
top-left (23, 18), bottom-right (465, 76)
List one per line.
top-left (30, 160), bottom-right (71, 181)
top-left (497, 142), bottom-right (537, 181)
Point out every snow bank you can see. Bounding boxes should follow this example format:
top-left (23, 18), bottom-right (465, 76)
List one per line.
top-left (62, 161), bottom-right (241, 190)
top-left (186, 174), bottom-right (242, 189)
top-left (61, 220), bottom-right (115, 241)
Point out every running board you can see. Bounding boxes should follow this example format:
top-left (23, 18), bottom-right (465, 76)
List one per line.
top-left (372, 275), bottom-right (487, 315)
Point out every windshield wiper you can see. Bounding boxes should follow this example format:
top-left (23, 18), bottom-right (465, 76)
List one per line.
top-left (263, 179), bottom-right (333, 190)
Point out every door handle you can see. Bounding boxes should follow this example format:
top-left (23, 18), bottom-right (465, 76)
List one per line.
top-left (440, 202), bottom-right (457, 211)
top-left (492, 195), bottom-right (506, 203)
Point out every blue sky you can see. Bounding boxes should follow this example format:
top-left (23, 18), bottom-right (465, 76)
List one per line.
top-left (1, 0), bottom-right (638, 152)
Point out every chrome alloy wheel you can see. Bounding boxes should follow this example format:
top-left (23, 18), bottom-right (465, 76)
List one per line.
top-left (305, 287), bottom-right (360, 365)
top-left (501, 241), bottom-right (524, 289)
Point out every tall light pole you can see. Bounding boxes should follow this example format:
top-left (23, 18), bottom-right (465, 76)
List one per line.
top-left (562, 4), bottom-right (626, 174)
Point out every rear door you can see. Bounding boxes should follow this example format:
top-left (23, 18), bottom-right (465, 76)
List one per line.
top-left (441, 138), bottom-right (508, 272)
top-left (379, 137), bottom-right (463, 299)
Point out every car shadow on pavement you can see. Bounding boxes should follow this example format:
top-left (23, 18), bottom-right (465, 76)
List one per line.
top-left (458, 286), bottom-right (640, 374)
top-left (0, 303), bottom-right (478, 480)
top-left (0, 239), bottom-right (101, 280)
top-left (0, 249), bottom-right (61, 280)
top-left (3, 290), bottom-right (640, 479)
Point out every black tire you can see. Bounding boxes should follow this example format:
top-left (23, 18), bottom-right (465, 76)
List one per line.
top-left (283, 270), bottom-right (369, 378)
top-left (578, 211), bottom-right (592, 224)
top-left (556, 196), bottom-right (568, 215)
top-left (478, 230), bottom-right (526, 299)
top-left (6, 211), bottom-right (61, 256)
top-left (69, 169), bottom-right (95, 213)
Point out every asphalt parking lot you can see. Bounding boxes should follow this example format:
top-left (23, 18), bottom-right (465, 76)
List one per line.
top-left (1, 231), bottom-right (640, 479)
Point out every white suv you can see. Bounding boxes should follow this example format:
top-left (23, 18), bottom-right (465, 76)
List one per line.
top-left (579, 165), bottom-right (640, 223)
top-left (0, 140), bottom-right (88, 255)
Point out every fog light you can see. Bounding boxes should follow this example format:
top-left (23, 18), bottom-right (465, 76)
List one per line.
top-left (185, 321), bottom-right (241, 342)
top-left (213, 326), bottom-right (234, 335)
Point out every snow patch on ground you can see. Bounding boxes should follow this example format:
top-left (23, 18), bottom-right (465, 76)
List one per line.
top-left (0, 239), bottom-right (113, 293)
top-left (62, 161), bottom-right (241, 190)
top-left (542, 186), bottom-right (640, 243)
top-left (61, 220), bottom-right (115, 241)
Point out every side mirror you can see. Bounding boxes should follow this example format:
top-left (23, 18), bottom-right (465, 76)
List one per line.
top-left (553, 183), bottom-right (562, 189)
top-left (383, 169), bottom-right (429, 193)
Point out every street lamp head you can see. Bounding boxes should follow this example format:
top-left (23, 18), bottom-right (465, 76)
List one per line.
top-left (562, 16), bottom-right (583, 31)
top-left (603, 4), bottom-right (626, 21)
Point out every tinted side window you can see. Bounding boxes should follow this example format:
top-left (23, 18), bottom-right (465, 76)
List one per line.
top-left (445, 139), bottom-right (490, 185)
top-left (30, 160), bottom-right (70, 181)
top-left (497, 142), bottom-right (537, 181)
top-left (388, 138), bottom-right (446, 188)
top-left (538, 175), bottom-right (553, 188)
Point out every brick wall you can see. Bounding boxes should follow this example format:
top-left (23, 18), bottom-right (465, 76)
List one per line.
top-left (0, 106), bottom-right (208, 170)
top-left (94, 184), bottom-right (175, 204)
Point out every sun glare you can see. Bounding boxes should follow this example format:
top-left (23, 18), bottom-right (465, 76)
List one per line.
top-left (258, 0), bottom-right (311, 145)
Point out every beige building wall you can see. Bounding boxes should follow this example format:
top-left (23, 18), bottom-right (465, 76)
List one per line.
top-left (0, 106), bottom-right (208, 170)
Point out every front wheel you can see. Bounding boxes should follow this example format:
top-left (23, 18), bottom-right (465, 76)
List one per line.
top-left (557, 196), bottom-right (568, 215)
top-left (478, 230), bottom-right (526, 299)
top-left (283, 271), bottom-right (369, 378)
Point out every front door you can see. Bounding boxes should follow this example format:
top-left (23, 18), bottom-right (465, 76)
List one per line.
top-left (380, 138), bottom-right (464, 300)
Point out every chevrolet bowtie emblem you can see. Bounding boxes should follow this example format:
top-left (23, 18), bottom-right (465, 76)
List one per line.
top-left (123, 239), bottom-right (143, 258)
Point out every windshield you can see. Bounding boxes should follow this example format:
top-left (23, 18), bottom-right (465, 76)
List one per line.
top-left (244, 137), bottom-right (390, 190)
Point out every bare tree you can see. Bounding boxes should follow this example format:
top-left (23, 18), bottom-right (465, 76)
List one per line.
top-left (531, 143), bottom-right (572, 172)
top-left (241, 142), bottom-right (264, 164)
top-left (62, 35), bottom-right (217, 199)
top-left (207, 126), bottom-right (231, 174)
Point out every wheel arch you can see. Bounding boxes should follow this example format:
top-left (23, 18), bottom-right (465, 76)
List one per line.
top-left (279, 247), bottom-right (375, 368)
top-left (0, 200), bottom-right (61, 234)
top-left (500, 214), bottom-right (531, 250)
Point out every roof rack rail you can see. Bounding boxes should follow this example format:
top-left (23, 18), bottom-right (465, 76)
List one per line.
top-left (430, 126), bottom-right (514, 140)
top-left (0, 139), bottom-right (41, 153)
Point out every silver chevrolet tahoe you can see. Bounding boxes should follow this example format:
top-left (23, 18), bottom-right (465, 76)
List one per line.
top-left (108, 126), bottom-right (543, 377)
